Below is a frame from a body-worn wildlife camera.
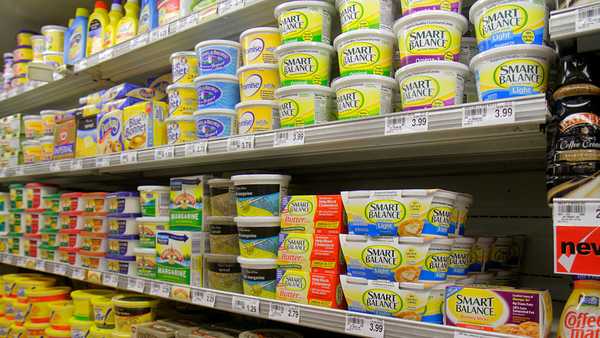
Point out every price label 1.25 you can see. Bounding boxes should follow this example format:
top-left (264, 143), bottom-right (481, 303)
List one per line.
top-left (345, 315), bottom-right (384, 338)
top-left (232, 296), bottom-right (259, 315)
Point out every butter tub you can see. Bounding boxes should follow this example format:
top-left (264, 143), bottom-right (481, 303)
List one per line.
top-left (275, 42), bottom-right (335, 86)
top-left (194, 74), bottom-right (240, 110)
top-left (237, 64), bottom-right (280, 102)
top-left (332, 74), bottom-right (397, 120)
top-left (334, 29), bottom-right (395, 77)
top-left (167, 83), bottom-right (198, 117)
top-left (235, 100), bottom-right (280, 134)
top-left (195, 40), bottom-right (242, 76)
top-left (275, 85), bottom-right (336, 128)
top-left (470, 44), bottom-right (554, 101)
top-left (170, 51), bottom-right (198, 84)
top-left (336, 0), bottom-right (395, 32)
top-left (274, 1), bottom-right (336, 44)
top-left (166, 115), bottom-right (197, 144)
top-left (240, 27), bottom-right (281, 65)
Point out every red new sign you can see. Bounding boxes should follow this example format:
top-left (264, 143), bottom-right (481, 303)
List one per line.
top-left (554, 224), bottom-right (600, 276)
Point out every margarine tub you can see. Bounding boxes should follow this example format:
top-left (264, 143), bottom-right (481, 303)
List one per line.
top-left (24, 321), bottom-right (50, 337)
top-left (138, 186), bottom-right (170, 217)
top-left (400, 0), bottom-right (462, 15)
top-left (232, 174), bottom-right (291, 217)
top-left (12, 60), bottom-right (29, 77)
top-left (23, 115), bottom-right (43, 139)
top-left (40, 136), bottom-right (54, 162)
top-left (275, 42), bottom-right (335, 86)
top-left (235, 100), bottom-right (280, 134)
top-left (332, 74), bottom-right (397, 120)
top-left (238, 257), bottom-right (277, 299)
top-left (194, 74), bottom-right (240, 110)
top-left (453, 193), bottom-right (472, 236)
top-left (469, 0), bottom-right (548, 51)
top-left (166, 115), bottom-right (197, 144)
top-left (40, 110), bottom-right (61, 136)
top-left (193, 109), bottom-right (237, 139)
top-left (195, 40), bottom-right (241, 76)
top-left (45, 327), bottom-right (72, 338)
top-left (393, 11), bottom-right (468, 67)
top-left (71, 289), bottom-right (115, 321)
top-left (401, 281), bottom-right (453, 324)
top-left (166, 83), bottom-right (197, 117)
top-left (395, 61), bottom-right (469, 111)
top-left (235, 216), bottom-right (281, 258)
top-left (112, 294), bottom-right (159, 332)
top-left (22, 140), bottom-right (42, 164)
top-left (27, 286), bottom-right (71, 321)
top-left (334, 29), bottom-right (395, 77)
top-left (136, 216), bottom-right (169, 248)
top-left (240, 27), bottom-right (282, 65)
top-left (274, 1), bottom-right (336, 44)
top-left (470, 44), bottom-right (554, 101)
top-left (340, 275), bottom-right (430, 319)
top-left (31, 35), bottom-right (44, 61)
top-left (237, 64), bottom-right (280, 101)
top-left (14, 276), bottom-right (56, 298)
top-left (42, 51), bottom-right (64, 68)
top-left (48, 300), bottom-right (73, 329)
top-left (41, 25), bottom-right (66, 52)
top-left (89, 325), bottom-right (115, 338)
top-left (14, 46), bottom-right (32, 61)
top-left (336, 0), bottom-right (395, 32)
top-left (106, 192), bottom-right (140, 215)
top-left (275, 85), bottom-right (336, 127)
top-left (70, 317), bottom-right (93, 338)
top-left (206, 254), bottom-right (243, 293)
top-left (170, 51), bottom-right (198, 84)
top-left (91, 295), bottom-right (114, 328)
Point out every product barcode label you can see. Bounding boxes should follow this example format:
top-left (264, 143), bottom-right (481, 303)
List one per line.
top-left (74, 58), bottom-right (88, 72)
top-left (72, 267), bottom-right (86, 280)
top-left (95, 157), bottom-right (110, 168)
top-left (385, 112), bottom-right (428, 135)
top-left (345, 315), bottom-right (384, 338)
top-left (102, 272), bottom-right (119, 287)
top-left (191, 290), bottom-right (216, 307)
top-left (15, 166), bottom-right (24, 176)
top-left (0, 168), bottom-right (6, 178)
top-left (268, 303), bottom-right (300, 324)
top-left (120, 151), bottom-right (138, 164)
top-left (98, 48), bottom-right (114, 62)
top-left (232, 296), bottom-right (259, 315)
top-left (71, 159), bottom-right (83, 171)
top-left (129, 34), bottom-right (148, 50)
top-left (178, 13), bottom-right (199, 31)
top-left (24, 258), bottom-right (35, 269)
top-left (154, 146), bottom-right (174, 160)
top-left (184, 142), bottom-right (208, 157)
top-left (219, 0), bottom-right (245, 14)
top-left (150, 25), bottom-right (170, 42)
top-left (35, 259), bottom-right (45, 271)
top-left (227, 135), bottom-right (255, 152)
top-left (558, 202), bottom-right (586, 216)
top-left (273, 129), bottom-right (305, 147)
top-left (576, 4), bottom-right (600, 32)
top-left (54, 264), bottom-right (67, 276)
top-left (462, 105), bottom-right (486, 127)
top-left (127, 278), bottom-right (146, 292)
top-left (49, 161), bottom-right (61, 172)
top-left (553, 200), bottom-right (600, 225)
top-left (463, 102), bottom-right (515, 127)
top-left (150, 282), bottom-right (171, 297)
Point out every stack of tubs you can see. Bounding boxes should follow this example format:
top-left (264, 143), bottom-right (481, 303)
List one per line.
top-left (40, 24), bottom-right (66, 68)
top-left (70, 289), bottom-right (115, 338)
top-left (134, 186), bottom-right (169, 279)
top-left (108, 192), bottom-right (143, 278)
top-left (0, 192), bottom-right (8, 236)
top-left (78, 193), bottom-right (110, 273)
top-left (232, 174), bottom-right (291, 299)
top-left (24, 183), bottom-right (58, 259)
top-left (45, 299), bottom-right (74, 337)
top-left (11, 30), bottom-right (35, 89)
top-left (58, 192), bottom-right (85, 265)
top-left (166, 50), bottom-right (199, 144)
top-left (40, 190), bottom-right (61, 261)
top-left (7, 184), bottom-right (25, 256)
top-left (0, 273), bottom-right (43, 334)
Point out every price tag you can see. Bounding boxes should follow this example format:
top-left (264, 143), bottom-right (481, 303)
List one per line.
top-left (227, 135), bottom-right (255, 152)
top-left (268, 303), bottom-right (300, 324)
top-left (463, 101), bottom-right (515, 128)
top-left (15, 256), bottom-right (25, 266)
top-left (345, 315), bottom-right (384, 338)
top-left (486, 101), bottom-right (515, 124)
top-left (120, 151), bottom-right (138, 164)
top-left (150, 25), bottom-right (170, 42)
top-left (49, 161), bottom-right (61, 172)
top-left (273, 129), bottom-right (305, 147)
top-left (45, 263), bottom-right (55, 273)
top-left (219, 0), bottom-right (245, 14)
top-left (184, 142), bottom-right (208, 157)
top-left (35, 259), bottom-right (45, 271)
top-left (15, 166), bottom-right (24, 176)
top-left (127, 278), bottom-right (146, 292)
top-left (232, 296), bottom-right (259, 315)
top-left (25, 258), bottom-right (36, 268)
top-left (72, 267), bottom-right (86, 280)
top-left (98, 48), bottom-right (114, 62)
top-left (71, 159), bottom-right (83, 171)
top-left (150, 282), bottom-right (171, 297)
top-left (154, 146), bottom-right (175, 160)
top-left (576, 4), bottom-right (600, 32)
top-left (102, 272), bottom-right (119, 287)
top-left (95, 157), bottom-right (110, 168)
top-left (129, 34), bottom-right (148, 50)
top-left (454, 332), bottom-right (495, 338)
top-left (178, 14), bottom-right (199, 31)
top-left (191, 290), bottom-right (216, 307)
top-left (0, 168), bottom-right (6, 178)
top-left (54, 264), bottom-right (67, 276)
top-left (385, 112), bottom-right (428, 135)
top-left (75, 58), bottom-right (88, 72)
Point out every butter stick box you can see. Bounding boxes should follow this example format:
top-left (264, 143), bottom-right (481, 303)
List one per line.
top-left (75, 113), bottom-right (97, 158)
top-left (123, 101), bottom-right (167, 150)
top-left (276, 269), bottom-right (345, 309)
top-left (277, 233), bottom-right (343, 274)
top-left (156, 230), bottom-right (207, 286)
top-left (445, 285), bottom-right (552, 338)
top-left (169, 175), bottom-right (211, 231)
top-left (280, 195), bottom-right (345, 234)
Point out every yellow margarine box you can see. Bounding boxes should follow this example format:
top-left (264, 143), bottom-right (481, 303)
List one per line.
top-left (75, 113), bottom-right (98, 158)
top-left (123, 101), bottom-right (167, 150)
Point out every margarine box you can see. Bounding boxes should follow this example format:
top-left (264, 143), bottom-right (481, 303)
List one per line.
top-left (75, 113), bottom-right (98, 158)
top-left (280, 195), bottom-right (345, 234)
top-left (82, 103), bottom-right (100, 117)
top-left (146, 73), bottom-right (171, 101)
top-left (101, 97), bottom-right (144, 114)
top-left (123, 100), bottom-right (167, 150)
top-left (53, 114), bottom-right (76, 160)
top-left (276, 269), bottom-right (345, 309)
top-left (156, 230), bottom-right (207, 286)
top-left (0, 114), bottom-right (22, 137)
top-left (340, 275), bottom-right (431, 319)
top-left (277, 233), bottom-right (343, 273)
top-left (97, 109), bottom-right (123, 154)
top-left (100, 83), bottom-right (157, 103)
top-left (342, 189), bottom-right (454, 237)
top-left (79, 89), bottom-right (105, 105)
top-left (445, 285), bottom-right (552, 338)
top-left (170, 175), bottom-right (211, 231)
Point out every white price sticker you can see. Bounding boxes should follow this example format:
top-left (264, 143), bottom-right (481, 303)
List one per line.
top-left (150, 25), bottom-right (170, 42)
top-left (0, 168), bottom-right (6, 178)
top-left (454, 332), bottom-right (495, 338)
top-left (15, 166), bottom-right (24, 176)
top-left (385, 112), bottom-right (428, 135)
top-left (35, 259), bottom-right (45, 271)
top-left (120, 151), bottom-right (138, 164)
top-left (15, 256), bottom-right (25, 266)
top-left (184, 142), bottom-right (208, 157)
top-left (219, 0), bottom-right (245, 14)
top-left (127, 278), bottom-right (146, 292)
top-left (463, 101), bottom-right (515, 127)
top-left (227, 135), bottom-right (255, 152)
top-left (103, 272), bottom-right (119, 287)
top-left (345, 315), bottom-right (384, 338)
top-left (150, 282), bottom-right (171, 297)
top-left (71, 159), bottom-right (83, 171)
top-left (98, 48), bottom-right (114, 62)
top-left (95, 157), bottom-right (110, 168)
top-left (268, 303), bottom-right (300, 324)
top-left (49, 161), bottom-right (61, 172)
top-left (232, 296), bottom-right (259, 315)
top-left (129, 34), bottom-right (148, 50)
top-left (273, 129), bottom-right (305, 147)
top-left (154, 146), bottom-right (175, 160)
top-left (75, 58), bottom-right (88, 72)
top-left (72, 267), bottom-right (86, 280)
top-left (178, 14), bottom-right (199, 31)
top-left (576, 4), bottom-right (600, 32)
top-left (55, 264), bottom-right (67, 276)
top-left (191, 290), bottom-right (216, 307)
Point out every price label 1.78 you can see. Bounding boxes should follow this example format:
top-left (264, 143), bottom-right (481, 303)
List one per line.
top-left (227, 136), bottom-right (255, 152)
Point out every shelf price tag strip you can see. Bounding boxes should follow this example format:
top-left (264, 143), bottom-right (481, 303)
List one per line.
top-left (273, 129), bottom-right (305, 147)
top-left (120, 151), bottom-right (138, 164)
top-left (150, 282), bottom-right (171, 298)
top-left (129, 33), bottom-right (149, 50)
top-left (454, 332), bottom-right (496, 338)
top-left (576, 3), bottom-right (600, 32)
top-left (127, 277), bottom-right (146, 292)
top-left (154, 146), bottom-right (175, 161)
top-left (345, 315), bottom-right (384, 338)
top-left (71, 159), bottom-right (83, 171)
top-left (385, 112), bottom-right (428, 135)
top-left (184, 142), bottom-right (208, 157)
top-left (102, 272), bottom-right (119, 287)
top-left (462, 101), bottom-right (514, 128)
top-left (227, 135), bottom-right (255, 152)
top-left (191, 289), bottom-right (217, 307)
top-left (232, 296), bottom-right (259, 315)
top-left (268, 303), bottom-right (300, 324)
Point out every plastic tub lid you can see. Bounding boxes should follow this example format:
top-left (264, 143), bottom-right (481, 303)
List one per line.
top-left (431, 238), bottom-right (454, 246)
top-left (112, 294), bottom-right (159, 308)
top-left (274, 1), bottom-right (335, 18)
top-left (395, 60), bottom-right (469, 80)
top-left (237, 256), bottom-right (277, 266)
top-left (332, 74), bottom-right (397, 91)
top-left (135, 216), bottom-right (170, 223)
top-left (207, 216), bottom-right (236, 224)
top-left (166, 115), bottom-right (196, 123)
top-left (240, 27), bottom-right (280, 40)
top-left (134, 247), bottom-right (156, 255)
top-left (137, 186), bottom-right (170, 192)
top-left (23, 115), bottom-right (41, 120)
top-left (234, 100), bottom-right (280, 110)
top-left (195, 39), bottom-right (241, 50)
top-left (169, 51), bottom-right (196, 61)
top-left (468, 0), bottom-right (548, 24)
top-left (166, 83), bottom-right (195, 91)
top-left (205, 253), bottom-right (239, 263)
top-left (41, 25), bottom-right (67, 33)
top-left (231, 174), bottom-right (291, 184)
top-left (234, 216), bottom-right (281, 226)
top-left (42, 51), bottom-right (63, 56)
top-left (398, 237), bottom-right (432, 244)
top-left (194, 74), bottom-right (239, 83)
top-left (40, 109), bottom-right (63, 116)
top-left (237, 64), bottom-right (278, 75)
top-left (393, 10), bottom-right (468, 35)
top-left (456, 193), bottom-right (473, 204)
top-left (275, 41), bottom-right (335, 56)
top-left (334, 28), bottom-right (396, 50)
top-left (275, 84), bottom-right (335, 98)
top-left (469, 45), bottom-right (556, 73)
top-left (193, 109), bottom-right (237, 117)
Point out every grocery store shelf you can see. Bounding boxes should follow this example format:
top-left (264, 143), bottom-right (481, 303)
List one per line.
top-left (0, 0), bottom-right (285, 116)
top-left (0, 95), bottom-right (549, 183)
top-left (549, 2), bottom-right (600, 52)
top-left (0, 253), bottom-right (518, 338)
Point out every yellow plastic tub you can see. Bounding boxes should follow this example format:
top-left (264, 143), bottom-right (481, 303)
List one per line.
top-left (89, 324), bottom-right (114, 338)
top-left (49, 301), bottom-right (73, 330)
top-left (45, 327), bottom-right (72, 338)
top-left (14, 277), bottom-right (55, 298)
top-left (71, 290), bottom-right (115, 321)
top-left (91, 296), bottom-right (114, 329)
top-left (69, 317), bottom-right (92, 338)
top-left (0, 317), bottom-right (10, 336)
top-left (240, 27), bottom-right (281, 65)
top-left (112, 294), bottom-right (159, 333)
top-left (27, 287), bottom-right (71, 322)
top-left (237, 64), bottom-right (280, 101)
top-left (7, 324), bottom-right (24, 338)
top-left (24, 321), bottom-right (49, 338)
top-left (13, 301), bottom-right (28, 325)
top-left (2, 274), bottom-right (42, 298)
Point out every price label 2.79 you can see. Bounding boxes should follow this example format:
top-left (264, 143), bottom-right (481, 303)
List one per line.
top-left (268, 303), bottom-right (300, 324)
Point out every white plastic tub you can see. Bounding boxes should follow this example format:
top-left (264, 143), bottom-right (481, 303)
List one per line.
top-left (235, 100), bottom-right (280, 134)
top-left (334, 29), bottom-right (395, 77)
top-left (108, 214), bottom-right (139, 236)
top-left (453, 193), bottom-right (473, 236)
top-left (108, 235), bottom-right (139, 256)
top-left (275, 85), bottom-right (336, 128)
top-left (235, 216), bottom-right (282, 259)
top-left (106, 192), bottom-right (140, 215)
top-left (331, 74), bottom-right (397, 120)
top-left (231, 174), bottom-right (291, 217)
top-left (193, 109), bottom-right (238, 139)
top-left (275, 42), bottom-right (335, 86)
top-left (194, 40), bottom-right (241, 76)
top-left (274, 1), bottom-right (335, 44)
top-left (237, 257), bottom-right (278, 299)
top-left (137, 186), bottom-right (170, 217)
top-left (395, 60), bottom-right (469, 111)
top-left (336, 0), bottom-right (394, 32)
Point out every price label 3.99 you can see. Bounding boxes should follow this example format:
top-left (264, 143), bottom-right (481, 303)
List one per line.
top-left (385, 112), bottom-right (428, 135)
top-left (345, 315), bottom-right (384, 338)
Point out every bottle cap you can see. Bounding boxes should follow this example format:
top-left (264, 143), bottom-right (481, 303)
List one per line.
top-left (75, 8), bottom-right (90, 17)
top-left (95, 0), bottom-right (108, 10)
